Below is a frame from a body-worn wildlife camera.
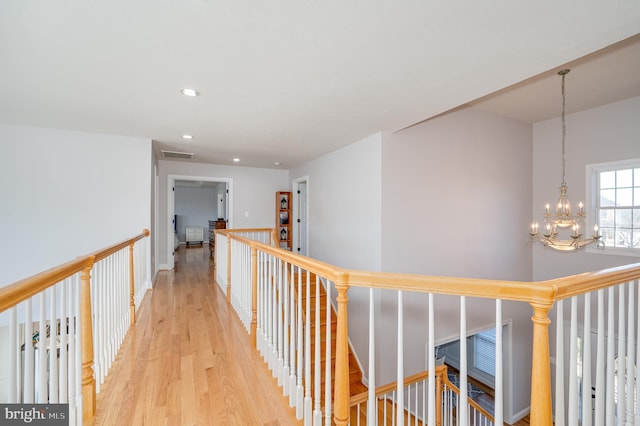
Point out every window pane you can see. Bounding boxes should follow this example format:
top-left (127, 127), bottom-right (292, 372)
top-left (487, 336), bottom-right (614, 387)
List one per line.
top-left (617, 188), bottom-right (633, 206)
top-left (473, 329), bottom-right (496, 377)
top-left (601, 228), bottom-right (615, 246)
top-left (615, 229), bottom-right (634, 248)
top-left (617, 169), bottom-right (633, 188)
top-left (600, 171), bottom-right (616, 189)
top-left (600, 189), bottom-right (616, 206)
top-left (635, 168), bottom-right (640, 185)
top-left (635, 188), bottom-right (640, 207)
top-left (600, 209), bottom-right (615, 227)
top-left (616, 209), bottom-right (632, 227)
top-left (634, 209), bottom-right (640, 228)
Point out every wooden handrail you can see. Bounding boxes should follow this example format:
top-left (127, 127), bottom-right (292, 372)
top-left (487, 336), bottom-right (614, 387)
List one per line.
top-left (349, 365), bottom-right (494, 423)
top-left (224, 231), bottom-right (640, 304)
top-left (349, 366), bottom-right (444, 405)
top-left (0, 229), bottom-right (150, 315)
top-left (0, 257), bottom-right (93, 314)
top-left (89, 228), bottom-right (150, 263)
top-left (439, 368), bottom-right (495, 422)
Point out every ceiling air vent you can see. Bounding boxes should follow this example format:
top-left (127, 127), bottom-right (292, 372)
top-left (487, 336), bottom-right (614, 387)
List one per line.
top-left (161, 150), bottom-right (194, 160)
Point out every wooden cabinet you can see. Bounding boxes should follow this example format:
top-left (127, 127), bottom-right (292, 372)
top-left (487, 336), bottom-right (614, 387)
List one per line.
top-left (209, 219), bottom-right (226, 256)
top-left (276, 191), bottom-right (292, 250)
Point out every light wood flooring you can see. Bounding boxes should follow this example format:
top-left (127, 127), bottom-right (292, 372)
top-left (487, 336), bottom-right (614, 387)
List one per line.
top-left (93, 245), bottom-right (301, 425)
top-left (93, 244), bottom-right (532, 426)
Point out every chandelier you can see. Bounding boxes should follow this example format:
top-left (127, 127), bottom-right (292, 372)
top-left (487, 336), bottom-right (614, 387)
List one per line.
top-left (528, 69), bottom-right (603, 251)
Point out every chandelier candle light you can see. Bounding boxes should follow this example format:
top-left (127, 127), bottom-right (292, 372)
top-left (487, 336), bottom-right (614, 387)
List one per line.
top-left (528, 69), bottom-right (603, 251)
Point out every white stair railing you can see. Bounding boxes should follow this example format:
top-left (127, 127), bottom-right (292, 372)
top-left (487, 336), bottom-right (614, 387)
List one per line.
top-left (0, 229), bottom-right (150, 426)
top-left (219, 229), bottom-right (640, 425)
top-left (555, 279), bottom-right (640, 426)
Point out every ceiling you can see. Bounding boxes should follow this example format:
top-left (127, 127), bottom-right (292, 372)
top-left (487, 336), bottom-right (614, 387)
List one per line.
top-left (1, 2), bottom-right (639, 169)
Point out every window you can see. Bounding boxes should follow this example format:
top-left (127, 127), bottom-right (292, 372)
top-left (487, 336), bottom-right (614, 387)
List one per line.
top-left (473, 328), bottom-right (496, 377)
top-left (587, 159), bottom-right (640, 256)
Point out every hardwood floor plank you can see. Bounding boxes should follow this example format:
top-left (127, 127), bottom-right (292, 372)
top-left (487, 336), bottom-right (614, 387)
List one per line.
top-left (93, 246), bottom-right (301, 425)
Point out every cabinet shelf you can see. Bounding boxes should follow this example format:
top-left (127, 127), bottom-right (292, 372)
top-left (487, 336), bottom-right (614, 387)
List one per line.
top-left (276, 191), bottom-right (292, 250)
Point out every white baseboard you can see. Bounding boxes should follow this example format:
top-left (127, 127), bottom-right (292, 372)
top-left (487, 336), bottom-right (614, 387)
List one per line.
top-left (159, 263), bottom-right (172, 270)
top-left (510, 406), bottom-right (530, 424)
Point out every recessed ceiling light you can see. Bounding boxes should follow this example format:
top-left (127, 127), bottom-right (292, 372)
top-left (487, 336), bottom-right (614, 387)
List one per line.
top-left (274, 162), bottom-right (280, 166)
top-left (182, 134), bottom-right (193, 140)
top-left (233, 158), bottom-right (240, 163)
top-left (181, 88), bottom-right (199, 97)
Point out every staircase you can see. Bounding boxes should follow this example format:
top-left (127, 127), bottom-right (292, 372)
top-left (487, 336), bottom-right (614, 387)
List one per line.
top-left (295, 272), bottom-right (367, 404)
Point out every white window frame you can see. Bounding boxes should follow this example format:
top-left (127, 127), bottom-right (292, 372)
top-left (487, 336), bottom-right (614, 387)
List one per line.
top-left (585, 158), bottom-right (640, 257)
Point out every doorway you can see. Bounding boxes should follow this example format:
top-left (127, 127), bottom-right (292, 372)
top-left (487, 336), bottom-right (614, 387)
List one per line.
top-left (292, 177), bottom-right (309, 256)
top-left (167, 175), bottom-right (233, 270)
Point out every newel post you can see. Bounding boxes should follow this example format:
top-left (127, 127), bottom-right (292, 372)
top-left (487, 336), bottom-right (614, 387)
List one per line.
top-left (129, 241), bottom-right (136, 324)
top-left (81, 259), bottom-right (96, 424)
top-left (333, 273), bottom-right (350, 426)
top-left (226, 236), bottom-right (232, 304)
top-left (251, 245), bottom-right (258, 348)
top-left (529, 300), bottom-right (554, 426)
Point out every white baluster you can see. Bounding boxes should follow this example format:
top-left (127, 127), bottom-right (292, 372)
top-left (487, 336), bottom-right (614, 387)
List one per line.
top-left (38, 293), bottom-right (47, 403)
top-left (59, 279), bottom-right (70, 403)
top-left (283, 261), bottom-right (290, 397)
top-left (618, 284), bottom-right (626, 423)
top-left (277, 259), bottom-right (284, 385)
top-left (49, 285), bottom-right (58, 404)
top-left (324, 281), bottom-right (332, 426)
top-left (397, 290), bottom-right (404, 426)
top-left (606, 287), bottom-right (615, 426)
top-left (414, 382), bottom-right (419, 426)
top-left (24, 298), bottom-right (34, 403)
top-left (582, 293), bottom-right (592, 426)
top-left (568, 296), bottom-right (578, 426)
top-left (495, 299), bottom-right (503, 426)
top-left (271, 255), bottom-right (277, 374)
top-left (257, 251), bottom-right (262, 353)
top-left (289, 263), bottom-right (297, 406)
top-left (368, 288), bottom-right (377, 424)
top-left (626, 282), bottom-right (635, 425)
top-left (595, 290), bottom-right (605, 426)
top-left (9, 307), bottom-right (17, 402)
top-left (75, 273), bottom-right (83, 425)
top-left (296, 267), bottom-right (304, 419)
top-left (313, 274), bottom-right (322, 425)
top-left (304, 271), bottom-right (312, 422)
top-left (459, 296), bottom-right (467, 426)
top-left (427, 293), bottom-right (435, 426)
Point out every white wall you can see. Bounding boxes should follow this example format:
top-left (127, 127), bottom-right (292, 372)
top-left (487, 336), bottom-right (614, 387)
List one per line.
top-left (380, 107), bottom-right (533, 421)
top-left (533, 96), bottom-right (640, 281)
top-left (289, 133), bottom-right (383, 271)
top-left (175, 186), bottom-right (216, 242)
top-left (0, 124), bottom-right (152, 287)
top-left (0, 124), bottom-right (152, 400)
top-left (157, 160), bottom-right (289, 266)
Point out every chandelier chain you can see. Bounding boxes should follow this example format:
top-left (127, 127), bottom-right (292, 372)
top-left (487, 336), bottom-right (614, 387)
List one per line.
top-left (561, 70), bottom-right (567, 185)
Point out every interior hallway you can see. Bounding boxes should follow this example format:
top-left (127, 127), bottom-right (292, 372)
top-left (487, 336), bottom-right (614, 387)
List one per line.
top-left (93, 245), bottom-right (301, 425)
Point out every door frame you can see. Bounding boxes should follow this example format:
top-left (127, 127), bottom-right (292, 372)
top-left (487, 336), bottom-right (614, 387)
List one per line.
top-left (292, 176), bottom-right (309, 256)
top-left (166, 174), bottom-right (233, 270)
